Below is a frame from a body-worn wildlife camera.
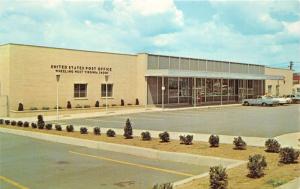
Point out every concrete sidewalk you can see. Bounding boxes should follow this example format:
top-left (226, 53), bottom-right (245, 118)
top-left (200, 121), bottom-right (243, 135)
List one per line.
top-left (276, 177), bottom-right (300, 189)
top-left (1, 104), bottom-right (241, 122)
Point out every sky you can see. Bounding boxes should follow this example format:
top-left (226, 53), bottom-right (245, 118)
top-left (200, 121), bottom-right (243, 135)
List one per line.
top-left (0, 0), bottom-right (300, 71)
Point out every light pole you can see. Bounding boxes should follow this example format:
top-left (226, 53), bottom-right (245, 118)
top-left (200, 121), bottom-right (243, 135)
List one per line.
top-left (105, 74), bottom-right (109, 112)
top-left (56, 74), bottom-right (60, 122)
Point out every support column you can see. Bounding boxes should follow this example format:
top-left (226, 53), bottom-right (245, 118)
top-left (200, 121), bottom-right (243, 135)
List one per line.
top-left (221, 78), bottom-right (223, 105)
top-left (193, 77), bottom-right (196, 107)
top-left (162, 77), bottom-right (165, 109)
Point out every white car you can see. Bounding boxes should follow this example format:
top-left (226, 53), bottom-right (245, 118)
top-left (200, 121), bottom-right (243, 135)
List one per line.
top-left (272, 97), bottom-right (292, 105)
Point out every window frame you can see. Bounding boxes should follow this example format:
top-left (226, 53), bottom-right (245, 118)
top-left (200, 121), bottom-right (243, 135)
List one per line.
top-left (74, 83), bottom-right (88, 98)
top-left (101, 83), bottom-right (113, 98)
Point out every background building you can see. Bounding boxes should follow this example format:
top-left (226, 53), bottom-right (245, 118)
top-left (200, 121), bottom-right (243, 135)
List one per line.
top-left (0, 44), bottom-right (291, 117)
top-left (265, 67), bottom-right (293, 96)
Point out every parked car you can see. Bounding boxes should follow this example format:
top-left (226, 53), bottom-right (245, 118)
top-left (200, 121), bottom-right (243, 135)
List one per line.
top-left (286, 94), bottom-right (300, 104)
top-left (242, 96), bottom-right (279, 106)
top-left (272, 97), bottom-right (292, 105)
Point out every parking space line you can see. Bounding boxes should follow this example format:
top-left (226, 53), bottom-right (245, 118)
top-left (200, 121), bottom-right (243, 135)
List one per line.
top-left (0, 175), bottom-right (29, 189)
top-left (69, 151), bottom-right (195, 177)
top-left (86, 119), bottom-right (123, 123)
top-left (117, 116), bottom-right (164, 121)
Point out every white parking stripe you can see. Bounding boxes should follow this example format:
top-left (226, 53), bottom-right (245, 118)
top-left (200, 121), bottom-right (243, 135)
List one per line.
top-left (86, 119), bottom-right (123, 123)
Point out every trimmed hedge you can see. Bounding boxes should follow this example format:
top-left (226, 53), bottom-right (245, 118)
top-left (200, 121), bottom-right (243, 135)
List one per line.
top-left (11, 120), bottom-right (17, 126)
top-left (23, 121), bottom-right (29, 127)
top-left (233, 136), bottom-right (247, 150)
top-left (265, 139), bottom-right (281, 153)
top-left (55, 125), bottom-right (62, 131)
top-left (141, 131), bottom-right (151, 141)
top-left (124, 118), bottom-right (133, 139)
top-left (31, 123), bottom-right (37, 129)
top-left (80, 127), bottom-right (88, 134)
top-left (93, 127), bottom-right (101, 135)
top-left (209, 135), bottom-right (219, 147)
top-left (5, 120), bottom-right (10, 125)
top-left (247, 154), bottom-right (267, 178)
top-left (66, 125), bottom-right (74, 132)
top-left (17, 121), bottom-right (23, 127)
top-left (179, 135), bottom-right (193, 145)
top-left (0, 119), bottom-right (4, 124)
top-left (159, 131), bottom-right (170, 143)
top-left (45, 123), bottom-right (53, 130)
top-left (106, 129), bottom-right (116, 137)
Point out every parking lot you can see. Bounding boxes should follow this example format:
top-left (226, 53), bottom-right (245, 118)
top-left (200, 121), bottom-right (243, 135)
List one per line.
top-left (58, 104), bottom-right (300, 138)
top-left (0, 133), bottom-right (208, 189)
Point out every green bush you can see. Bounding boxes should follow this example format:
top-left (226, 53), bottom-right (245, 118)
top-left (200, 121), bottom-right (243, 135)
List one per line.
top-left (124, 118), bottom-right (133, 139)
top-left (209, 135), bottom-right (219, 147)
top-left (247, 154), bottom-right (267, 178)
top-left (209, 165), bottom-right (228, 189)
top-left (152, 182), bottom-right (173, 189)
top-left (233, 136), bottom-right (247, 150)
top-left (30, 107), bottom-right (38, 110)
top-left (23, 121), bottom-right (29, 127)
top-left (84, 105), bottom-right (91, 108)
top-left (0, 119), bottom-right (3, 124)
top-left (265, 139), bottom-right (281, 153)
top-left (55, 125), bottom-right (62, 131)
top-left (54, 106), bottom-right (62, 109)
top-left (18, 103), bottom-right (24, 111)
top-left (42, 107), bottom-right (50, 110)
top-left (45, 123), bottom-right (52, 130)
top-left (106, 129), bottom-right (116, 137)
top-left (66, 125), bottom-right (74, 132)
top-left (67, 101), bottom-right (72, 109)
top-left (135, 98), bottom-right (139, 105)
top-left (279, 147), bottom-right (300, 164)
top-left (17, 121), bottom-right (23, 127)
top-left (80, 127), bottom-right (88, 134)
top-left (159, 131), bottom-right (170, 143)
top-left (121, 99), bottom-right (124, 106)
top-left (141, 131), bottom-right (151, 141)
top-left (37, 115), bottom-right (45, 129)
top-left (31, 123), bottom-right (37, 129)
top-left (75, 104), bottom-right (82, 108)
top-left (93, 127), bottom-right (101, 135)
top-left (5, 120), bottom-right (10, 125)
top-left (11, 120), bottom-right (16, 126)
top-left (95, 101), bottom-right (100, 107)
top-left (179, 135), bottom-right (193, 145)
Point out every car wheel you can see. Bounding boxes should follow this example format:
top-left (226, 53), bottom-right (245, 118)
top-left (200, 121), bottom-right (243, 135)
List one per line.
top-left (243, 102), bottom-right (249, 106)
top-left (262, 102), bottom-right (267, 106)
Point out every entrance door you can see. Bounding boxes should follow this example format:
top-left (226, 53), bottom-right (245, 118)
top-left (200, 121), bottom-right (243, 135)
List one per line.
top-left (192, 88), bottom-right (202, 106)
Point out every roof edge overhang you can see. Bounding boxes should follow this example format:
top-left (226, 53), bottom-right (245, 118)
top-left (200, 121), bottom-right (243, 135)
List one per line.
top-left (145, 69), bottom-right (285, 80)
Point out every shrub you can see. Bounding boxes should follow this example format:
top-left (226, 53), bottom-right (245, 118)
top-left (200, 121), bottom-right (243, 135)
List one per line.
top-left (124, 118), bottom-right (133, 139)
top-left (93, 127), bottom-right (101, 135)
top-left (279, 147), bottom-right (300, 164)
top-left (152, 183), bottom-right (173, 189)
top-left (95, 101), bottom-right (100, 107)
top-left (55, 125), bottom-right (62, 131)
top-left (54, 106), bottom-right (62, 109)
top-left (179, 135), bottom-right (193, 145)
top-left (11, 120), bottom-right (17, 126)
top-left (67, 101), bottom-right (72, 109)
top-left (42, 107), bottom-right (50, 110)
top-left (209, 165), bottom-right (228, 189)
top-left (30, 107), bottom-right (38, 110)
top-left (18, 103), bottom-right (24, 111)
top-left (112, 104), bottom-right (117, 106)
top-left (127, 103), bottom-right (132, 106)
top-left (80, 127), bottom-right (88, 134)
top-left (75, 104), bottom-right (82, 108)
top-left (23, 121), bottom-right (29, 127)
top-left (0, 119), bottom-right (3, 124)
top-left (5, 120), bottom-right (10, 125)
top-left (84, 105), bottom-right (90, 108)
top-left (135, 98), bottom-right (139, 105)
top-left (141, 131), bottom-right (151, 141)
top-left (106, 129), bottom-right (116, 137)
top-left (233, 136), bottom-right (247, 150)
top-left (45, 123), bottom-right (53, 130)
top-left (66, 125), bottom-right (74, 132)
top-left (209, 135), bottom-right (220, 147)
top-left (121, 99), bottom-right (124, 106)
top-left (247, 154), bottom-right (267, 178)
top-left (159, 131), bottom-right (170, 143)
top-left (37, 115), bottom-right (45, 129)
top-left (17, 121), bottom-right (23, 127)
top-left (31, 123), bottom-right (37, 129)
top-left (265, 139), bottom-right (281, 153)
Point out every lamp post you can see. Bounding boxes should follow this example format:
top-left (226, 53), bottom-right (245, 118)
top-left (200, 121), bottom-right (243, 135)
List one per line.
top-left (105, 74), bottom-right (109, 112)
top-left (56, 74), bottom-right (60, 122)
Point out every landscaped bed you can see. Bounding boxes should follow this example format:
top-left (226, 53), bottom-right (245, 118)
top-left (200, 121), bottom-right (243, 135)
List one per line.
top-left (0, 124), bottom-right (299, 189)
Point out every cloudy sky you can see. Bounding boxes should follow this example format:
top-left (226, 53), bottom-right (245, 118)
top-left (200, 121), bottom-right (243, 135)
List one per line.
top-left (1, 0), bottom-right (300, 71)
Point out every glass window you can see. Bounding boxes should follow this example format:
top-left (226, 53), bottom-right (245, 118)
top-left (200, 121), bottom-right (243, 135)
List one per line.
top-left (222, 79), bottom-right (228, 95)
top-left (168, 78), bottom-right (178, 97)
top-left (101, 84), bottom-right (113, 97)
top-left (179, 78), bottom-right (189, 97)
top-left (268, 85), bottom-right (272, 94)
top-left (74, 84), bottom-right (87, 98)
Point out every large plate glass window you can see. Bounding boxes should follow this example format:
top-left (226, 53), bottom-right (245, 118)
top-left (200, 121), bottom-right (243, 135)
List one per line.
top-left (74, 84), bottom-right (87, 98)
